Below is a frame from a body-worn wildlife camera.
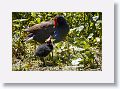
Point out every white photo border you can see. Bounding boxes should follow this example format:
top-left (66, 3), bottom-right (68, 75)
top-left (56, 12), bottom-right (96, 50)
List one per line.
top-left (0, 0), bottom-right (114, 83)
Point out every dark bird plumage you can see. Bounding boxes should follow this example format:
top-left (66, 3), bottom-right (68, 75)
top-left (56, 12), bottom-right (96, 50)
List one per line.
top-left (24, 15), bottom-right (69, 43)
top-left (34, 36), bottom-right (53, 57)
top-left (53, 15), bottom-right (69, 43)
top-left (24, 21), bottom-right (55, 43)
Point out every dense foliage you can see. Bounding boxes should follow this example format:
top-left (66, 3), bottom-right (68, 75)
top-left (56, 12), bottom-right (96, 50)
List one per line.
top-left (12, 12), bottom-right (102, 71)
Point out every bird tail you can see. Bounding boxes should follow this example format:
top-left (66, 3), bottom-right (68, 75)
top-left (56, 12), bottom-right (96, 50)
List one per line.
top-left (23, 37), bottom-right (34, 43)
top-left (23, 33), bottom-right (34, 43)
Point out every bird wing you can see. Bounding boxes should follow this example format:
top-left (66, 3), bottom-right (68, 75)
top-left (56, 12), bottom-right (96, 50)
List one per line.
top-left (25, 21), bottom-right (54, 33)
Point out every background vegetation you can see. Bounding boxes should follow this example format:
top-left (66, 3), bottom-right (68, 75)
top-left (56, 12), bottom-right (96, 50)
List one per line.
top-left (12, 12), bottom-right (102, 71)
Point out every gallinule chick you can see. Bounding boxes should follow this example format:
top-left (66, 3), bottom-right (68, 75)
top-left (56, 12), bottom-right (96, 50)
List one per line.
top-left (34, 36), bottom-right (53, 66)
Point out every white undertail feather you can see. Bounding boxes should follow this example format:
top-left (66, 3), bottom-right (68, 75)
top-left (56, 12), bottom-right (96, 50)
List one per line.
top-left (24, 37), bottom-right (33, 43)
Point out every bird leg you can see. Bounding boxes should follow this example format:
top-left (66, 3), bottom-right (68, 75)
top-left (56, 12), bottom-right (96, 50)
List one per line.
top-left (40, 57), bottom-right (46, 67)
top-left (43, 58), bottom-right (46, 67)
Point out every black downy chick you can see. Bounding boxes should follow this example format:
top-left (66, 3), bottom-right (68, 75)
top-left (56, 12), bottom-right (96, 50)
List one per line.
top-left (34, 36), bottom-right (53, 66)
top-left (35, 36), bottom-right (53, 57)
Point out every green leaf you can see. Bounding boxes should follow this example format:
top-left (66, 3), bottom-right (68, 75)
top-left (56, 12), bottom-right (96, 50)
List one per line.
top-left (36, 18), bottom-right (41, 23)
top-left (31, 12), bottom-right (36, 17)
